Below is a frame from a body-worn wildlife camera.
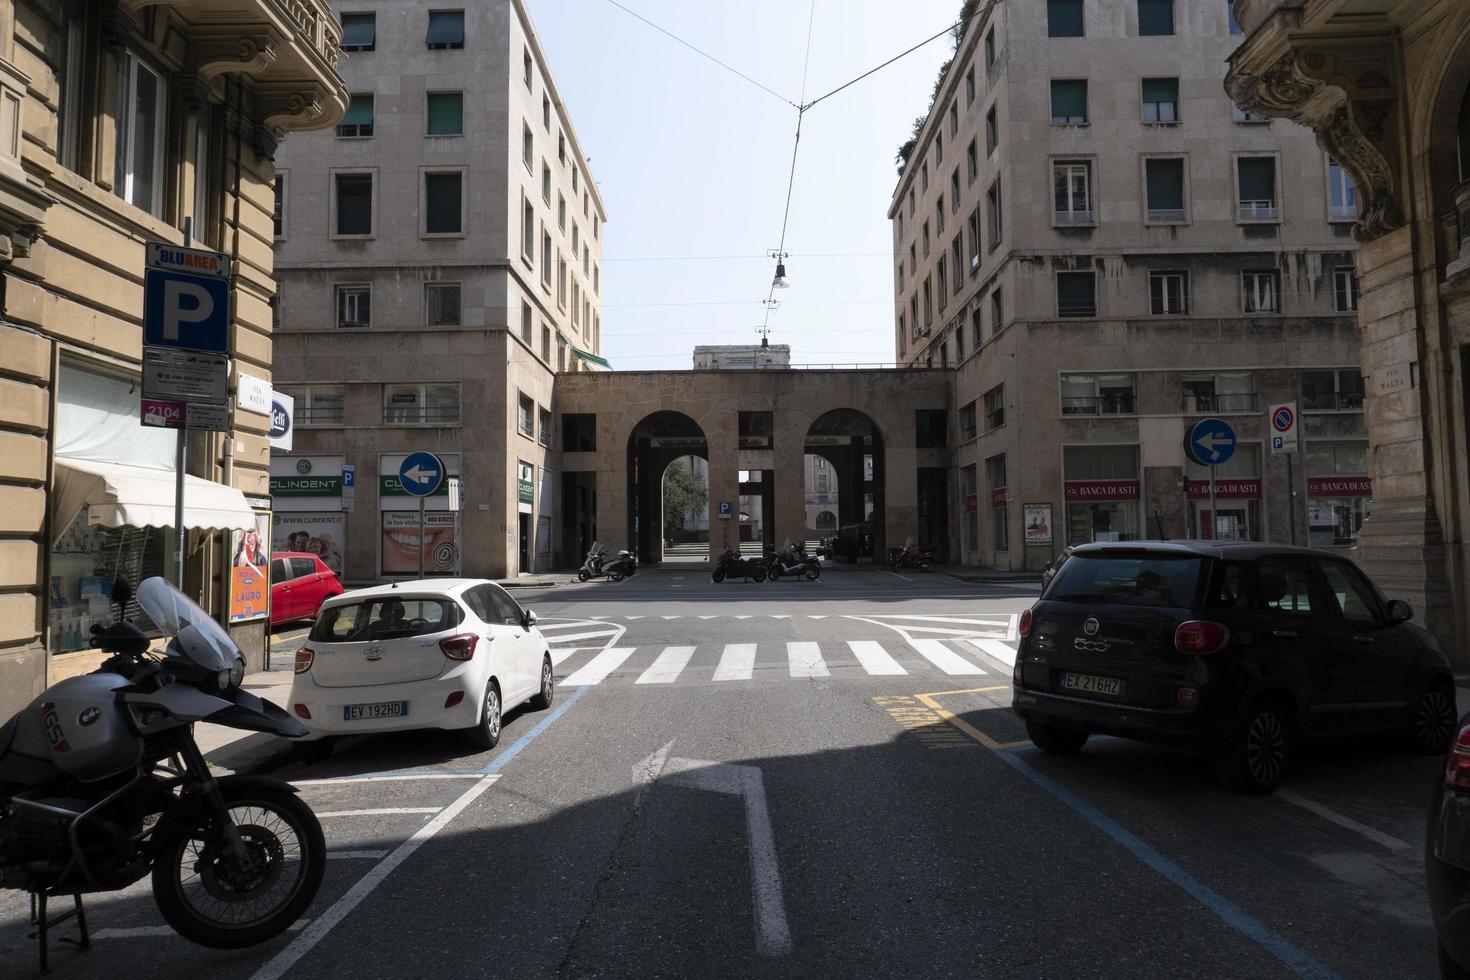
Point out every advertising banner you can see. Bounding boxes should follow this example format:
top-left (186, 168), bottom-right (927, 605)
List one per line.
top-left (382, 511), bottom-right (459, 575)
top-left (1023, 503), bottom-right (1053, 546)
top-left (271, 512), bottom-right (345, 576)
top-left (228, 511), bottom-right (271, 623)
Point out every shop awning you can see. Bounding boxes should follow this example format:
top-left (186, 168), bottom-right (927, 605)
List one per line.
top-left (570, 346), bottom-right (612, 371)
top-left (52, 458), bottom-right (256, 541)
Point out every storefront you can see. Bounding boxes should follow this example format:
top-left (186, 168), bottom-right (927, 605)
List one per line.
top-left (1185, 444), bottom-right (1262, 541)
top-left (269, 455), bottom-right (347, 576)
top-left (1063, 445), bottom-right (1141, 544)
top-left (1305, 442), bottom-right (1371, 547)
top-left (985, 454), bottom-right (1008, 559)
top-left (380, 453), bottom-right (461, 577)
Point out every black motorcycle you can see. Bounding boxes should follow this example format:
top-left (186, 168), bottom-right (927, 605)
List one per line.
top-left (0, 577), bottom-right (324, 971)
top-left (577, 543), bottom-right (609, 582)
top-left (604, 550), bottom-right (638, 582)
top-left (712, 548), bottom-right (767, 583)
top-left (765, 543), bottom-right (821, 582)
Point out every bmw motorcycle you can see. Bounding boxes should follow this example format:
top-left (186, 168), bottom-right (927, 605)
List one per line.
top-left (604, 550), bottom-right (638, 582)
top-left (765, 542), bottom-right (821, 582)
top-left (577, 543), bottom-right (609, 582)
top-left (0, 577), bottom-right (324, 971)
top-left (711, 548), bottom-right (767, 583)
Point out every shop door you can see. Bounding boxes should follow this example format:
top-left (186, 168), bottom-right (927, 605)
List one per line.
top-left (1198, 506), bottom-right (1251, 541)
top-left (518, 514), bottom-right (531, 574)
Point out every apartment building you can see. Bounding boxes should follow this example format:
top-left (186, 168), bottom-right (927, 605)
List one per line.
top-left (272, 0), bottom-right (607, 581)
top-left (890, 0), bottom-right (1366, 570)
top-left (0, 0), bottom-right (345, 717)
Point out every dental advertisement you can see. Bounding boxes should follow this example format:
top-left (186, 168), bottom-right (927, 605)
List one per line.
top-left (381, 511), bottom-right (460, 575)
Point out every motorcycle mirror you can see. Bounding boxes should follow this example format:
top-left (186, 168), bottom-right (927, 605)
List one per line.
top-left (111, 575), bottom-right (134, 609)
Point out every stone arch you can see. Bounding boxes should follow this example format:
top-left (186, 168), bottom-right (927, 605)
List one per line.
top-left (804, 408), bottom-right (885, 561)
top-left (626, 411), bottom-right (708, 564)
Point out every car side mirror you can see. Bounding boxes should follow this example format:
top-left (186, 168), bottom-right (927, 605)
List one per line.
top-left (524, 609), bottom-right (537, 629)
top-left (1386, 599), bottom-right (1413, 624)
top-left (111, 576), bottom-right (133, 609)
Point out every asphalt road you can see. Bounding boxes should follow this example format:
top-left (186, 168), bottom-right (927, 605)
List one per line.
top-left (0, 567), bottom-right (1444, 979)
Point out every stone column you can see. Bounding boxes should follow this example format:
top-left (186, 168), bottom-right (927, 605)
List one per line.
top-left (705, 421), bottom-right (741, 563)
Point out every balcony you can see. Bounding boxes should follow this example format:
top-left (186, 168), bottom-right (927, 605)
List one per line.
top-left (295, 402), bottom-right (345, 426)
top-left (1238, 200), bottom-right (1280, 221)
top-left (1302, 391), bottom-right (1365, 412)
top-left (1146, 208), bottom-right (1187, 223)
top-left (1058, 298), bottom-right (1097, 318)
top-left (1330, 204), bottom-right (1359, 222)
top-left (1183, 393), bottom-right (1257, 413)
top-left (383, 405), bottom-right (461, 426)
top-left (1062, 395), bottom-right (1135, 416)
top-left (1054, 209), bottom-right (1095, 227)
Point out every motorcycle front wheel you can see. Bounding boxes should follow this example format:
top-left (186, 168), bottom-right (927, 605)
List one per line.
top-left (920, 558), bottom-right (935, 572)
top-left (805, 565), bottom-right (821, 581)
top-left (152, 784), bottom-right (325, 949)
top-left (751, 566), bottom-right (768, 583)
top-left (578, 569), bottom-right (591, 582)
top-left (610, 570), bottom-right (625, 582)
top-left (768, 566), bottom-right (781, 582)
top-left (712, 567), bottom-right (726, 583)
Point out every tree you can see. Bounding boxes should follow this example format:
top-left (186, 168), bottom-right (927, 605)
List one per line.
top-left (663, 459), bottom-right (708, 533)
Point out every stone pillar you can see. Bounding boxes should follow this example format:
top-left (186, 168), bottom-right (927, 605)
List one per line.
top-left (773, 434), bottom-right (806, 551)
top-left (706, 426), bottom-right (740, 563)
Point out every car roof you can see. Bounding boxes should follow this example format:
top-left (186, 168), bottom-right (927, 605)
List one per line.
top-left (1066, 540), bottom-right (1357, 562)
top-left (322, 578), bottom-right (493, 605)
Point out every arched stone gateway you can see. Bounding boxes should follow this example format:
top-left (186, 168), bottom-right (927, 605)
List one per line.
top-left (627, 412), bottom-right (708, 564)
top-left (804, 409), bottom-right (885, 561)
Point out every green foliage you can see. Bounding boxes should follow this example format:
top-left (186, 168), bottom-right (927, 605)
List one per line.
top-left (663, 460), bottom-right (708, 532)
top-left (895, 0), bottom-right (982, 174)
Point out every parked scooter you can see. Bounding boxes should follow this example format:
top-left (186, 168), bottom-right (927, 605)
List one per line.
top-left (603, 550), bottom-right (638, 582)
top-left (0, 576), bottom-right (324, 972)
top-left (577, 543), bottom-right (609, 582)
top-left (890, 538), bottom-right (936, 573)
top-left (765, 541), bottom-right (821, 582)
top-left (712, 548), bottom-right (768, 583)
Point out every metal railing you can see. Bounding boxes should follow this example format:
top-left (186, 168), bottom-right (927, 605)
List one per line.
top-left (1182, 392), bottom-right (1257, 413)
top-left (1146, 208), bottom-right (1186, 223)
top-left (1058, 298), bottom-right (1097, 318)
top-left (1330, 204), bottom-right (1358, 222)
top-left (1302, 392), bottom-right (1365, 411)
top-left (1062, 395), bottom-right (1135, 416)
top-left (1238, 200), bottom-right (1280, 221)
top-left (295, 404), bottom-right (345, 426)
top-left (1054, 209), bottom-right (1095, 226)
top-left (384, 406), bottom-right (461, 425)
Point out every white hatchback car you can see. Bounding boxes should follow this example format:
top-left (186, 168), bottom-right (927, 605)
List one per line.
top-left (288, 579), bottom-right (554, 754)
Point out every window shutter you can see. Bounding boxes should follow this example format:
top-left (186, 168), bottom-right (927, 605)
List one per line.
top-left (1238, 158), bottom-right (1275, 201)
top-left (1145, 159), bottom-right (1184, 210)
top-left (1047, 0), bottom-right (1085, 37)
top-left (1141, 78), bottom-right (1177, 104)
top-left (340, 14), bottom-right (375, 49)
top-left (1138, 0), bottom-right (1174, 36)
top-left (426, 11), bottom-right (465, 46)
top-left (1050, 81), bottom-right (1087, 120)
top-left (342, 95), bottom-right (373, 127)
top-left (425, 173), bottom-right (461, 234)
top-left (426, 93), bottom-right (463, 134)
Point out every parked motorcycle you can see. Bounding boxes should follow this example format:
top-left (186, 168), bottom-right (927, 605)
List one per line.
top-left (890, 540), bottom-right (936, 573)
top-left (712, 548), bottom-right (767, 583)
top-left (604, 550), bottom-right (638, 582)
top-left (577, 543), bottom-right (609, 582)
top-left (0, 576), bottom-right (324, 972)
top-left (765, 542), bottom-right (821, 582)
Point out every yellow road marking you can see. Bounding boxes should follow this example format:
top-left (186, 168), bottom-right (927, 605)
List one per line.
top-left (913, 692), bottom-right (1005, 749)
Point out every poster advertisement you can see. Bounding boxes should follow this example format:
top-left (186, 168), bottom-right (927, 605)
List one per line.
top-left (272, 512), bottom-right (346, 576)
top-left (1023, 503), bottom-right (1053, 546)
top-left (382, 511), bottom-right (460, 575)
top-left (228, 512), bottom-right (271, 623)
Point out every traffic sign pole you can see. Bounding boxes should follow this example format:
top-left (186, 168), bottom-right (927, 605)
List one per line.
top-left (1287, 454), bottom-right (1297, 546)
top-left (1210, 465), bottom-right (1218, 541)
top-left (419, 494), bottom-right (426, 580)
top-left (174, 431), bottom-right (186, 586)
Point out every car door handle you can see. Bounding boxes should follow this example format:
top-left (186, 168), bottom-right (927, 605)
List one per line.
top-left (1270, 629), bottom-right (1297, 639)
top-left (1352, 634), bottom-right (1375, 644)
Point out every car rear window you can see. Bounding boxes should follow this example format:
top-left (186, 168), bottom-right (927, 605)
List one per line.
top-left (310, 597), bottom-right (463, 642)
top-left (1046, 553), bottom-right (1203, 608)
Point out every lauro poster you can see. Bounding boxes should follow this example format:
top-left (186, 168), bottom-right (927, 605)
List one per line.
top-left (228, 512), bottom-right (271, 623)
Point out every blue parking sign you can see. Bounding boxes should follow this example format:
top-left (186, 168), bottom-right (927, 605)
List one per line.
top-left (143, 244), bottom-right (232, 354)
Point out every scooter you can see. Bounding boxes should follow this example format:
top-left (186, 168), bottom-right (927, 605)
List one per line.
top-left (765, 542), bottom-right (821, 582)
top-left (0, 576), bottom-right (324, 973)
top-left (712, 548), bottom-right (767, 583)
top-left (604, 550), bottom-right (638, 582)
top-left (890, 542), bottom-right (936, 572)
top-left (577, 543), bottom-right (609, 582)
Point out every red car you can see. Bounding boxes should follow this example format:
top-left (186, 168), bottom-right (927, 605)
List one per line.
top-left (270, 552), bottom-right (343, 627)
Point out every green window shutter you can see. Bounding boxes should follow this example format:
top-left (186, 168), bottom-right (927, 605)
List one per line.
top-left (1238, 158), bottom-right (1275, 201)
top-left (1050, 81), bottom-right (1087, 121)
top-left (1138, 0), bottom-right (1174, 36)
top-left (426, 92), bottom-right (463, 135)
top-left (1057, 272), bottom-right (1096, 316)
top-left (1146, 159), bottom-right (1184, 210)
top-left (426, 10), bottom-right (464, 46)
top-left (1047, 0), bottom-right (1085, 37)
top-left (340, 13), bottom-right (375, 49)
top-left (1141, 78), bottom-right (1177, 103)
top-left (341, 95), bottom-right (373, 127)
top-left (424, 173), bottom-right (462, 234)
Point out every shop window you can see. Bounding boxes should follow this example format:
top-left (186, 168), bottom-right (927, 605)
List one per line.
top-left (739, 411), bottom-right (773, 449)
top-left (1185, 443), bottom-right (1262, 541)
top-left (986, 454), bottom-right (1009, 551)
top-left (1302, 369), bottom-right (1365, 411)
top-left (562, 413), bottom-right (597, 452)
top-left (916, 409), bottom-right (948, 448)
top-left (51, 516), bottom-right (165, 654)
top-left (1061, 373), bottom-right (1135, 415)
top-left (963, 464), bottom-right (979, 551)
top-left (1306, 441), bottom-right (1371, 547)
top-left (1063, 444), bottom-right (1141, 545)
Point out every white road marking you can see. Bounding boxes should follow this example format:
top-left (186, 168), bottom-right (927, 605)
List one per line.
top-left (699, 615), bottom-right (719, 620)
top-left (847, 640), bottom-right (906, 675)
top-left (787, 641), bottom-right (829, 678)
top-left (890, 624), bottom-right (1008, 638)
top-left (327, 850), bottom-right (390, 860)
top-left (910, 639), bottom-right (986, 675)
top-left (292, 773), bottom-right (485, 786)
top-left (771, 615), bottom-right (790, 620)
top-left (662, 615), bottom-right (682, 620)
top-left (1276, 790), bottom-right (1412, 851)
top-left (540, 629), bottom-right (618, 645)
top-left (536, 621), bottom-right (600, 632)
top-left (637, 646), bottom-right (696, 684)
top-left (626, 615), bottom-right (645, 620)
top-left (316, 807), bottom-right (441, 818)
top-left (965, 638), bottom-right (1018, 669)
top-left (251, 776), bottom-right (500, 980)
top-left (549, 647), bottom-right (581, 666)
top-left (807, 615), bottom-right (827, 619)
top-left (734, 615), bottom-right (754, 619)
top-left (889, 570), bottom-right (912, 582)
top-left (560, 646), bottom-right (636, 687)
top-left (714, 643), bottom-right (757, 681)
top-left (589, 615), bottom-right (609, 619)
top-left (873, 615), bottom-right (1011, 626)
top-left (1007, 613), bottom-right (1020, 642)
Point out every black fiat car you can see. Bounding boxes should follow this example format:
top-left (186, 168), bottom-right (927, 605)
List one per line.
top-left (1012, 541), bottom-right (1457, 793)
top-left (1429, 710), bottom-right (1470, 979)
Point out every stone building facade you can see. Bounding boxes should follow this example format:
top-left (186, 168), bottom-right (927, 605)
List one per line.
top-left (0, 0), bottom-right (346, 719)
top-left (271, 0), bottom-right (606, 583)
top-left (1227, 0), bottom-right (1470, 659)
top-left (891, 0), bottom-right (1366, 572)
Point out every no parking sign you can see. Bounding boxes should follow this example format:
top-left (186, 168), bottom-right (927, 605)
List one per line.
top-left (1268, 402), bottom-right (1298, 455)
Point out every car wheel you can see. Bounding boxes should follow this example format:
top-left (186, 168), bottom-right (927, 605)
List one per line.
top-left (1407, 682), bottom-right (1458, 755)
top-left (529, 656), bottom-right (554, 711)
top-left (1025, 719), bottom-right (1089, 755)
top-left (1439, 942), bottom-right (1470, 980)
top-left (466, 681), bottom-right (502, 751)
top-left (291, 737), bottom-right (334, 764)
top-left (1216, 699), bottom-right (1292, 794)
top-left (578, 569), bottom-right (590, 583)
top-left (712, 568), bottom-right (726, 583)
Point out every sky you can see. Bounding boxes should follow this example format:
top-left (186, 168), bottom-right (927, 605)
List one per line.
top-left (523, 0), bottom-right (961, 371)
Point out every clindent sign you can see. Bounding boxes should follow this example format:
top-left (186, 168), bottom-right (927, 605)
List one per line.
top-left (1065, 480), bottom-right (1140, 501)
top-left (1307, 476), bottom-right (1373, 496)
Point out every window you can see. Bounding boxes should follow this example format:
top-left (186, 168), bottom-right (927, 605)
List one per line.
top-left (1053, 161), bottom-right (1092, 224)
top-left (427, 10), bottom-right (465, 49)
top-left (922, 161), bottom-right (929, 191)
top-left (1061, 373), bottom-right (1136, 415)
top-left (522, 123), bottom-right (533, 172)
top-left (1144, 157), bottom-right (1186, 222)
top-left (916, 410), bottom-right (948, 448)
top-left (983, 385), bottom-right (1005, 430)
top-left (517, 393), bottom-right (535, 438)
top-left (1138, 0), bottom-right (1174, 35)
top-left (1141, 78), bottom-right (1179, 123)
top-left (936, 195), bottom-right (945, 235)
top-left (558, 130), bottom-right (566, 164)
top-left (950, 170), bottom-right (960, 211)
top-left (384, 383), bottom-right (460, 425)
top-left (1149, 271), bottom-right (1188, 315)
top-left (1057, 270), bottom-right (1097, 317)
top-left (542, 94), bottom-right (551, 131)
top-left (937, 255), bottom-right (948, 303)
top-left (1242, 270), bottom-right (1281, 313)
top-left (949, 101), bottom-right (959, 136)
top-left (1182, 372), bottom-right (1254, 412)
top-left (114, 51), bottom-right (166, 216)
top-left (594, 216), bottom-right (600, 240)
top-left (985, 28), bottom-right (997, 70)
top-left (960, 401), bottom-right (977, 440)
top-left (521, 197), bottom-right (535, 261)
top-left (1048, 0), bottom-right (1085, 37)
top-left (281, 385), bottom-right (345, 426)
top-left (425, 283), bottom-right (461, 326)
top-left (1229, 0), bottom-right (1244, 35)
top-left (423, 171), bottom-right (463, 235)
top-left (739, 412), bottom-right (774, 449)
top-left (967, 207), bottom-right (981, 271)
top-left (542, 162), bottom-right (552, 204)
top-left (523, 47), bottom-right (533, 88)
top-left (336, 284), bottom-right (371, 328)
top-left (562, 414), bottom-right (596, 451)
top-left (986, 179), bottom-right (1002, 247)
top-left (558, 194), bottom-right (566, 231)
top-left (542, 324), bottom-right (551, 361)
top-left (1328, 161), bottom-right (1358, 222)
top-left (542, 231), bottom-right (553, 287)
top-left (557, 255), bottom-right (567, 307)
top-left (594, 264), bottom-right (600, 294)
top-left (970, 305), bottom-right (984, 346)
top-left (1050, 80), bottom-right (1088, 124)
top-left (965, 67), bottom-right (976, 106)
top-left (538, 407), bottom-right (552, 446)
top-left (1305, 443), bottom-right (1371, 547)
top-left (1317, 560), bottom-right (1384, 622)
top-left (966, 140), bottom-right (978, 185)
top-left (573, 166), bottom-right (580, 193)
top-left (985, 106), bottom-right (998, 154)
top-left (1232, 104), bottom-right (1268, 124)
top-left (986, 454), bottom-right (1009, 551)
top-left (337, 93), bottom-right (373, 137)
top-left (1302, 369), bottom-right (1365, 411)
top-left (520, 300), bottom-right (533, 343)
top-left (936, 131), bottom-right (944, 165)
top-left (333, 172), bottom-right (374, 236)
top-left (991, 287), bottom-right (1004, 331)
top-left (951, 236), bottom-right (964, 295)
top-left (923, 276), bottom-right (933, 326)
top-left (1237, 157), bottom-right (1279, 220)
top-left (1333, 267), bottom-right (1360, 312)
top-left (273, 173), bottom-right (287, 240)
top-left (340, 12), bottom-right (376, 51)
top-left (426, 92), bottom-right (463, 135)
top-left (57, 19), bottom-right (82, 170)
top-left (955, 319), bottom-right (965, 360)
top-left (923, 221), bottom-right (930, 256)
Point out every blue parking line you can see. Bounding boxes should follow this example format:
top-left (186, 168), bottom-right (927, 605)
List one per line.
top-left (482, 685), bottom-right (589, 774)
top-left (996, 749), bottom-right (1341, 980)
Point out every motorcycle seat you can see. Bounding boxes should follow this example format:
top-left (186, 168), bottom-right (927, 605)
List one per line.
top-left (0, 714), bottom-right (57, 788)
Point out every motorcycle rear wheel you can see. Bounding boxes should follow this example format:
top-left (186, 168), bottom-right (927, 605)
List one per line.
top-left (805, 565), bottom-right (821, 581)
top-left (712, 568), bottom-right (726, 583)
top-left (152, 784), bottom-right (325, 949)
top-left (768, 566), bottom-right (781, 582)
top-left (610, 570), bottom-right (625, 582)
top-left (752, 566), bottom-right (767, 583)
top-left (577, 569), bottom-right (590, 582)
top-left (920, 558), bottom-right (935, 572)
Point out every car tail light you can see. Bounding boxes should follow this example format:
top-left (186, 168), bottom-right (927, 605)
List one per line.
top-left (293, 704), bottom-right (311, 719)
top-left (440, 634), bottom-right (478, 661)
top-left (294, 646), bottom-right (315, 674)
top-left (1018, 608), bottom-right (1033, 638)
top-left (1177, 687), bottom-right (1199, 707)
top-left (444, 691), bottom-right (465, 709)
top-left (1445, 723), bottom-right (1470, 792)
top-left (1174, 621), bottom-right (1230, 654)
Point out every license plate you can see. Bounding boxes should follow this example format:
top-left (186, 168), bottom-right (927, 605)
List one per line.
top-left (1062, 673), bottom-right (1124, 698)
top-left (344, 701), bottom-right (409, 721)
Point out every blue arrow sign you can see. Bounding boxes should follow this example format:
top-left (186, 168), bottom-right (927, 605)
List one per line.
top-left (1186, 417), bottom-right (1237, 467)
top-left (398, 452), bottom-right (445, 498)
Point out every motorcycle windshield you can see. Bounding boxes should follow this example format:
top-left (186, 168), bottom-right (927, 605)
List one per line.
top-left (136, 577), bottom-right (239, 671)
